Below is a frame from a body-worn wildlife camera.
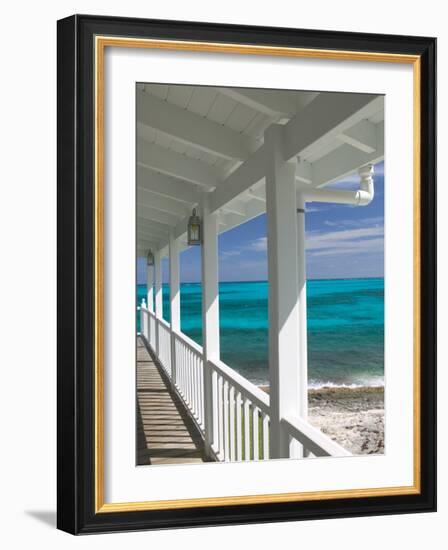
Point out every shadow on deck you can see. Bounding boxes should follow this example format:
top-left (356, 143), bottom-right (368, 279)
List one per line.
top-left (137, 336), bottom-right (212, 465)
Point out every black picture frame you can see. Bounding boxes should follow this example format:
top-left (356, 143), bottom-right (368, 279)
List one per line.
top-left (57, 14), bottom-right (436, 534)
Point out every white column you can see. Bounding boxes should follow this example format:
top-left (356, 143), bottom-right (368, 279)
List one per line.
top-left (146, 261), bottom-right (154, 313)
top-left (154, 250), bottom-right (163, 317)
top-left (154, 250), bottom-right (162, 356)
top-left (201, 195), bottom-right (220, 457)
top-left (297, 194), bottom-right (309, 426)
top-left (265, 125), bottom-right (302, 459)
top-left (169, 233), bottom-right (180, 387)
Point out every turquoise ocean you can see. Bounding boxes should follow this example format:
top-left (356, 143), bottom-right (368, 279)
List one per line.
top-left (137, 278), bottom-right (384, 388)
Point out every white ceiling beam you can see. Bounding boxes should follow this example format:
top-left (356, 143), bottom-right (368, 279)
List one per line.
top-left (173, 216), bottom-right (189, 241)
top-left (337, 119), bottom-right (377, 154)
top-left (136, 223), bottom-right (170, 240)
top-left (137, 91), bottom-right (256, 160)
top-left (136, 217), bottom-right (171, 234)
top-left (283, 94), bottom-right (383, 161)
top-left (218, 200), bottom-right (266, 235)
top-left (245, 198), bottom-right (266, 219)
top-left (217, 211), bottom-right (229, 227)
top-left (217, 88), bottom-right (298, 117)
top-left (248, 187), bottom-right (266, 203)
top-left (209, 144), bottom-right (267, 213)
top-left (221, 199), bottom-right (246, 216)
top-left (137, 229), bottom-right (164, 242)
top-left (137, 204), bottom-right (180, 227)
top-left (295, 160), bottom-right (312, 184)
top-left (311, 122), bottom-right (384, 188)
top-left (137, 187), bottom-right (190, 217)
top-left (137, 166), bottom-right (202, 205)
top-left (137, 141), bottom-right (219, 189)
top-left (136, 237), bottom-right (161, 250)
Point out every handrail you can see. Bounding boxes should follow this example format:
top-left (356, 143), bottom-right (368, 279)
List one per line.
top-left (208, 357), bottom-right (270, 415)
top-left (281, 415), bottom-right (351, 457)
top-left (158, 316), bottom-right (170, 330)
top-left (172, 329), bottom-right (202, 355)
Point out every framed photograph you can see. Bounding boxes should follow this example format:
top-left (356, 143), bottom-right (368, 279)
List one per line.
top-left (57, 14), bottom-right (436, 534)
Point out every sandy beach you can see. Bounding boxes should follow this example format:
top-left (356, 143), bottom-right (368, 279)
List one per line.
top-left (308, 386), bottom-right (384, 455)
top-left (260, 385), bottom-right (384, 455)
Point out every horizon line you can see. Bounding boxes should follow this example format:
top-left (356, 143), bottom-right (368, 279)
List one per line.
top-left (137, 275), bottom-right (384, 285)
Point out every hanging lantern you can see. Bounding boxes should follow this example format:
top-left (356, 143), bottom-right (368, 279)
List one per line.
top-left (187, 208), bottom-right (202, 246)
top-left (147, 249), bottom-right (155, 266)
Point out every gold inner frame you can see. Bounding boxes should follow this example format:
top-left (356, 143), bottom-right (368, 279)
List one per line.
top-left (94, 36), bottom-right (422, 514)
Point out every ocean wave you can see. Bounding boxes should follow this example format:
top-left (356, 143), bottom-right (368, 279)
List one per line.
top-left (256, 379), bottom-right (385, 390)
top-left (308, 380), bottom-right (384, 390)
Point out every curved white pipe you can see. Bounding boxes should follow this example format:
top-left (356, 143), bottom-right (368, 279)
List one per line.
top-left (303, 164), bottom-right (374, 206)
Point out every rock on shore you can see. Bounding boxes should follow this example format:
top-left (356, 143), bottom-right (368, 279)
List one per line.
top-left (259, 385), bottom-right (385, 455)
top-left (308, 386), bottom-right (384, 455)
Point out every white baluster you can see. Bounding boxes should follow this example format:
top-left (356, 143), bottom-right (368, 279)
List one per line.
top-left (229, 386), bottom-right (236, 461)
top-left (252, 405), bottom-right (259, 461)
top-left (236, 392), bottom-right (242, 462)
top-left (244, 399), bottom-right (250, 461)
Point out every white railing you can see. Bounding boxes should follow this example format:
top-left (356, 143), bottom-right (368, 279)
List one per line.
top-left (281, 415), bottom-right (351, 457)
top-left (139, 303), bottom-right (350, 462)
top-left (208, 357), bottom-right (270, 462)
top-left (157, 317), bottom-right (172, 377)
top-left (149, 312), bottom-right (156, 350)
top-left (173, 330), bottom-right (204, 430)
top-left (139, 304), bottom-right (148, 341)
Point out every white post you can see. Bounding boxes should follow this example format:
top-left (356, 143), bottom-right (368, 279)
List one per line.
top-left (201, 194), bottom-right (220, 458)
top-left (296, 193), bottom-right (308, 420)
top-left (169, 233), bottom-right (180, 387)
top-left (265, 125), bottom-right (303, 459)
top-left (147, 261), bottom-right (154, 313)
top-left (140, 299), bottom-right (146, 339)
top-left (154, 250), bottom-right (162, 357)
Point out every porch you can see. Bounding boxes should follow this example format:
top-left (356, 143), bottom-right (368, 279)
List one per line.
top-left (136, 84), bottom-right (384, 463)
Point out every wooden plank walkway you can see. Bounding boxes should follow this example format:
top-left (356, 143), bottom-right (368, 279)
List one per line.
top-left (137, 337), bottom-right (211, 465)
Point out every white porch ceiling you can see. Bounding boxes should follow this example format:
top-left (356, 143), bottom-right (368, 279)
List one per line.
top-left (136, 83), bottom-right (384, 256)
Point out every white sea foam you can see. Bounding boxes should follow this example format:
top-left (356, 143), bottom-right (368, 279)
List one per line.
top-left (308, 380), bottom-right (385, 390)
top-left (255, 379), bottom-right (385, 390)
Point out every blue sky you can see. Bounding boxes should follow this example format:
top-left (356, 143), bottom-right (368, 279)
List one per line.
top-left (137, 160), bottom-right (384, 283)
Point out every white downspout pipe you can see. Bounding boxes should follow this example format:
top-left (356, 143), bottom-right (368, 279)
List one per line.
top-left (303, 164), bottom-right (375, 206)
top-left (294, 163), bottom-right (374, 456)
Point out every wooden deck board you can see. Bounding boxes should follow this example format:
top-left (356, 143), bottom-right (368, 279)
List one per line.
top-left (137, 336), bottom-right (211, 466)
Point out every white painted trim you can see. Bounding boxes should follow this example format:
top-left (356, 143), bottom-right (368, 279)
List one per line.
top-left (138, 90), bottom-right (256, 160)
top-left (137, 165), bottom-right (202, 205)
top-left (137, 203), bottom-right (179, 226)
top-left (338, 119), bottom-right (377, 154)
top-left (283, 94), bottom-right (383, 161)
top-left (138, 186), bottom-right (190, 217)
top-left (137, 141), bottom-right (219, 189)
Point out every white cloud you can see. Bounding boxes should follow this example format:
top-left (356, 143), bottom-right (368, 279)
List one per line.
top-left (309, 238), bottom-right (384, 257)
top-left (221, 236), bottom-right (267, 259)
top-left (305, 206), bottom-right (325, 213)
top-left (249, 236), bottom-right (267, 252)
top-left (221, 215), bottom-right (384, 262)
top-left (221, 250), bottom-right (241, 258)
top-left (306, 225), bottom-right (384, 257)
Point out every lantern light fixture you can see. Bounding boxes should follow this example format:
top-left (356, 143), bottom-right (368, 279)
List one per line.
top-left (147, 249), bottom-right (155, 266)
top-left (187, 208), bottom-right (202, 246)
